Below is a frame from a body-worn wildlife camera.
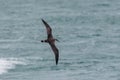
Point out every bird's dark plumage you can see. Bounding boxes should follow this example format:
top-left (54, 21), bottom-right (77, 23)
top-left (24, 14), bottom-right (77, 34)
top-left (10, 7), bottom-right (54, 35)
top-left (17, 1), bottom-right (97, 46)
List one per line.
top-left (41, 19), bottom-right (53, 39)
top-left (41, 19), bottom-right (59, 65)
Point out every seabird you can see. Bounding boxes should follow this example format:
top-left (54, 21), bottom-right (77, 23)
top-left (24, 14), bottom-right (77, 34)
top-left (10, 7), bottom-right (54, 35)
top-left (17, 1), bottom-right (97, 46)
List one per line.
top-left (41, 19), bottom-right (59, 65)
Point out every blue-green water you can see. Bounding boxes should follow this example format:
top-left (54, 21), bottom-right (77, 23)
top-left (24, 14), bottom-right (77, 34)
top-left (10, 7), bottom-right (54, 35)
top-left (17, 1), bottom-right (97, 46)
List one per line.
top-left (0, 0), bottom-right (120, 80)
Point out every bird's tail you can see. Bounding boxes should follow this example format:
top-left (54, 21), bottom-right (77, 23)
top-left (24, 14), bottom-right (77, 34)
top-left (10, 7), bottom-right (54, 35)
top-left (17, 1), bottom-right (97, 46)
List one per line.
top-left (55, 39), bottom-right (59, 42)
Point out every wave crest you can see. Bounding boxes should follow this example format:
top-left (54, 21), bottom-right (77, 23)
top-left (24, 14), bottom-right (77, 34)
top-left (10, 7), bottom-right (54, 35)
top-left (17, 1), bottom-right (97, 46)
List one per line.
top-left (0, 58), bottom-right (26, 75)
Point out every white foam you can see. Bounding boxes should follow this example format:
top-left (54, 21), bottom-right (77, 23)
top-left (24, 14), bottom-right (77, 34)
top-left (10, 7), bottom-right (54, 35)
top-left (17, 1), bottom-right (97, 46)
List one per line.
top-left (0, 36), bottom-right (24, 42)
top-left (0, 58), bottom-right (26, 75)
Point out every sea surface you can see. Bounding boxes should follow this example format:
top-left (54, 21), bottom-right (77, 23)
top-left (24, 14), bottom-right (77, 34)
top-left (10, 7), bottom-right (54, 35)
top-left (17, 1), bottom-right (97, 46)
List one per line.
top-left (0, 0), bottom-right (120, 80)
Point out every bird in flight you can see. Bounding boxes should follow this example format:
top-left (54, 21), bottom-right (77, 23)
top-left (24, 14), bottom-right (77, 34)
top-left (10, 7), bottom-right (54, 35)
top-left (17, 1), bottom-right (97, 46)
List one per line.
top-left (41, 19), bottom-right (59, 65)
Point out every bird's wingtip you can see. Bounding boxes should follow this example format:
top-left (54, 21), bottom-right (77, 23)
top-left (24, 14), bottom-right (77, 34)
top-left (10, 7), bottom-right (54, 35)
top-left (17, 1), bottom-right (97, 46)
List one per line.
top-left (41, 18), bottom-right (44, 21)
top-left (55, 54), bottom-right (59, 65)
top-left (41, 19), bottom-right (46, 23)
top-left (56, 61), bottom-right (58, 65)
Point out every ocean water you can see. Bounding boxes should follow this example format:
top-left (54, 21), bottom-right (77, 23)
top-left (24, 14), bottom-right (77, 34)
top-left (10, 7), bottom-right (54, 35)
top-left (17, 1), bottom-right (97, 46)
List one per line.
top-left (0, 0), bottom-right (120, 80)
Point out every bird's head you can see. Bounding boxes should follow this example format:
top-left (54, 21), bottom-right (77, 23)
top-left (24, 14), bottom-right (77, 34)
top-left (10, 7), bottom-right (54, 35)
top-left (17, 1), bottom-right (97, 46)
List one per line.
top-left (41, 40), bottom-right (44, 42)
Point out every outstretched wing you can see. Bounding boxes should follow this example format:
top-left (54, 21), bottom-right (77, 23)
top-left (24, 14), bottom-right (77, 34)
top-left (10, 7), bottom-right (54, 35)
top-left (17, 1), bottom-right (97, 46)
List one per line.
top-left (49, 42), bottom-right (59, 65)
top-left (41, 19), bottom-right (53, 39)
